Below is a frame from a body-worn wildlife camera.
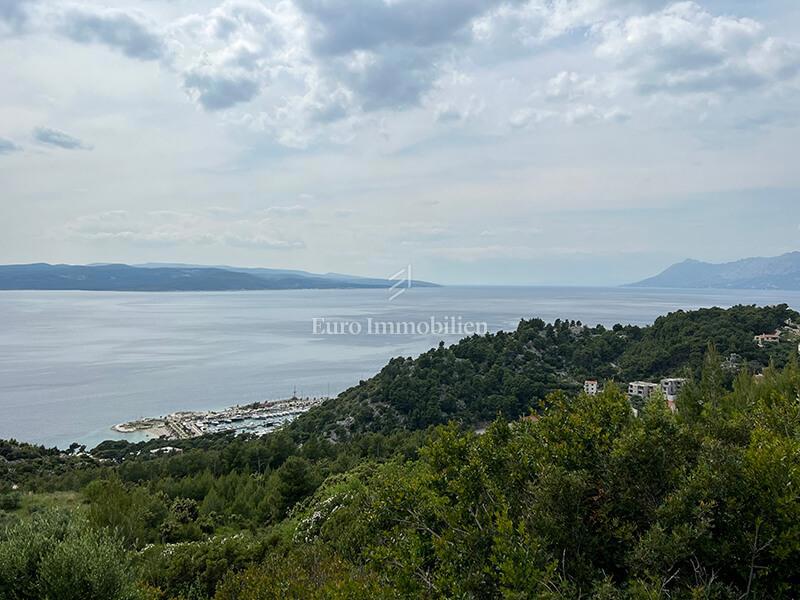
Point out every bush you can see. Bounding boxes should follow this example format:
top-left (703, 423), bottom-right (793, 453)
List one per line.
top-left (0, 492), bottom-right (21, 511)
top-left (0, 510), bottom-right (141, 600)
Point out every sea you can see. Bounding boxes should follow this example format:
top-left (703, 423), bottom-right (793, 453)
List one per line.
top-left (2, 286), bottom-right (800, 449)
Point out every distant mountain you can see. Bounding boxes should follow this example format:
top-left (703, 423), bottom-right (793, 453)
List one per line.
top-left (135, 263), bottom-right (438, 288)
top-left (0, 263), bottom-right (439, 292)
top-left (629, 252), bottom-right (800, 290)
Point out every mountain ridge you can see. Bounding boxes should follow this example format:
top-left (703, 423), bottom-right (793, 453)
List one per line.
top-left (629, 251), bottom-right (800, 290)
top-left (0, 263), bottom-right (439, 291)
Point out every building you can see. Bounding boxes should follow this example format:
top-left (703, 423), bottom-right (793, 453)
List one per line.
top-left (661, 378), bottom-right (687, 412)
top-left (627, 381), bottom-right (659, 400)
top-left (754, 332), bottom-right (781, 347)
top-left (660, 378), bottom-right (687, 401)
top-left (584, 380), bottom-right (599, 396)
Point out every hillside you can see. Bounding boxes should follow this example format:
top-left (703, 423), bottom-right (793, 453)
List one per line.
top-left (0, 263), bottom-right (439, 291)
top-left (2, 304), bottom-right (800, 599)
top-left (630, 251), bottom-right (800, 290)
top-left (289, 304), bottom-right (799, 440)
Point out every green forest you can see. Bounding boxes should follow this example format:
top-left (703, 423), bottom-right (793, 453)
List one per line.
top-left (2, 304), bottom-right (800, 599)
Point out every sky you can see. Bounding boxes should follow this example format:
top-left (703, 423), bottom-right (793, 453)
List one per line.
top-left (1, 0), bottom-right (799, 285)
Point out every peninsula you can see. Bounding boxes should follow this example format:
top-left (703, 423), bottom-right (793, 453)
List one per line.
top-left (0, 263), bottom-right (439, 292)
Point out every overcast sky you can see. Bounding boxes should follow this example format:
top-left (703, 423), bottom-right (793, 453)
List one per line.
top-left (1, 0), bottom-right (799, 285)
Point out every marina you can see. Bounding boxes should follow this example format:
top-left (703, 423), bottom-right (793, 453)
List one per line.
top-left (113, 396), bottom-right (325, 440)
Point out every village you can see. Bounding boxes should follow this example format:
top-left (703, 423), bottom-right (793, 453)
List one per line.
top-left (581, 377), bottom-right (687, 413)
top-left (582, 319), bottom-right (800, 414)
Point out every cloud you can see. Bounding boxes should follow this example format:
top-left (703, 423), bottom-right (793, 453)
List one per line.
top-left (63, 210), bottom-right (305, 250)
top-left (295, 0), bottom-right (497, 56)
top-left (33, 127), bottom-right (91, 150)
top-left (508, 107), bottom-right (554, 129)
top-left (595, 1), bottom-right (800, 96)
top-left (0, 136), bottom-right (21, 154)
top-left (394, 224), bottom-right (453, 243)
top-left (264, 205), bottom-right (309, 218)
top-left (427, 245), bottom-right (521, 262)
top-left (171, 0), bottom-right (305, 113)
top-left (335, 47), bottom-right (439, 110)
top-left (544, 71), bottom-right (600, 102)
top-left (294, 0), bottom-right (509, 113)
top-left (11, 0), bottom-right (799, 151)
top-left (0, 0), bottom-right (34, 33)
top-left (435, 95), bottom-right (484, 123)
top-left (479, 226), bottom-right (543, 237)
top-left (427, 243), bottom-right (607, 262)
top-left (183, 68), bottom-right (261, 110)
top-left (224, 234), bottom-right (305, 249)
top-left (473, 0), bottom-right (666, 48)
top-left (564, 103), bottom-right (630, 124)
top-left (58, 8), bottom-right (165, 61)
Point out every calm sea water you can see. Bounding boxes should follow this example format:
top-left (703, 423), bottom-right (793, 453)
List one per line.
top-left (2, 286), bottom-right (800, 449)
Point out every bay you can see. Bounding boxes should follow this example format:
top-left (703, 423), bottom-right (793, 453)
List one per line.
top-left (2, 286), bottom-right (799, 449)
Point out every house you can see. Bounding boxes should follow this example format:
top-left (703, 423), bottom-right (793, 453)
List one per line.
top-left (150, 446), bottom-right (183, 455)
top-left (583, 380), bottom-right (599, 396)
top-left (754, 332), bottom-right (781, 347)
top-left (627, 381), bottom-right (659, 400)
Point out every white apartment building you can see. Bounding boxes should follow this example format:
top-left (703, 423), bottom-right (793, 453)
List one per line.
top-left (661, 378), bottom-right (687, 401)
top-left (584, 380), bottom-right (599, 396)
top-left (627, 381), bottom-right (659, 400)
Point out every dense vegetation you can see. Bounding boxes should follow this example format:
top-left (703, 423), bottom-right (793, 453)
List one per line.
top-left (1, 305), bottom-right (799, 599)
top-left (290, 304), bottom-right (798, 439)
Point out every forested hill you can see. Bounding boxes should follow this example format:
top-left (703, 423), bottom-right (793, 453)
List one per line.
top-left (0, 263), bottom-right (438, 291)
top-left (290, 304), bottom-right (799, 440)
top-left (3, 304), bottom-right (800, 599)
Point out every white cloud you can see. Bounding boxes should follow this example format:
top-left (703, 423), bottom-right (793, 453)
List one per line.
top-left (263, 205), bottom-right (309, 217)
top-left (183, 68), bottom-right (261, 110)
top-left (13, 0), bottom-right (795, 148)
top-left (3, 0), bottom-right (800, 283)
top-left (33, 127), bottom-right (91, 150)
top-left (63, 210), bottom-right (305, 250)
top-left (508, 106), bottom-right (555, 128)
top-left (58, 8), bottom-right (166, 61)
top-left (167, 0), bottom-right (308, 115)
top-left (0, 136), bottom-right (21, 154)
top-left (0, 0), bottom-right (35, 34)
top-left (544, 71), bottom-right (602, 102)
top-left (564, 103), bottom-right (630, 124)
top-left (595, 2), bottom-right (800, 96)
top-left (435, 94), bottom-right (484, 123)
top-left (473, 0), bottom-right (666, 48)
